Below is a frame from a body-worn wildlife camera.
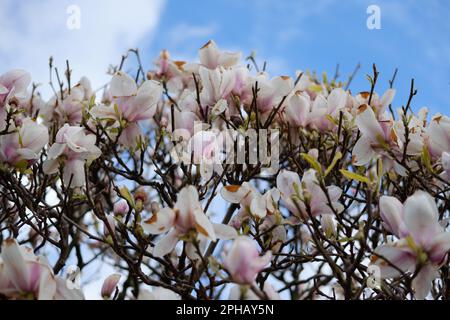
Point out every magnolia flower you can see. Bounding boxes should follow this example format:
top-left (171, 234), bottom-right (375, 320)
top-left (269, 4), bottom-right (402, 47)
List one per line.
top-left (276, 169), bottom-right (343, 219)
top-left (0, 69), bottom-right (31, 104)
top-left (426, 114), bottom-right (450, 158)
top-left (371, 191), bottom-right (450, 299)
top-left (199, 40), bottom-right (241, 69)
top-left (90, 71), bottom-right (163, 146)
top-left (243, 73), bottom-right (292, 116)
top-left (101, 274), bottom-right (121, 299)
top-left (199, 65), bottom-right (236, 109)
top-left (221, 182), bottom-right (280, 225)
top-left (0, 239), bottom-right (84, 300)
top-left (352, 104), bottom-right (398, 166)
top-left (43, 124), bottom-right (101, 188)
top-left (352, 89), bottom-right (396, 117)
top-left (223, 236), bottom-right (272, 284)
top-left (113, 199), bottom-right (129, 217)
top-left (0, 118), bottom-right (49, 169)
top-left (142, 185), bottom-right (237, 257)
top-left (44, 77), bottom-right (93, 125)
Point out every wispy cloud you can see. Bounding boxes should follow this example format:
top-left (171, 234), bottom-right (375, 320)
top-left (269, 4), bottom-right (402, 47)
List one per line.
top-left (0, 0), bottom-right (166, 93)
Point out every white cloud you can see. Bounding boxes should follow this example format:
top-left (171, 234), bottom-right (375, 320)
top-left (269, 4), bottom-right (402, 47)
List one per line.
top-left (0, 0), bottom-right (166, 94)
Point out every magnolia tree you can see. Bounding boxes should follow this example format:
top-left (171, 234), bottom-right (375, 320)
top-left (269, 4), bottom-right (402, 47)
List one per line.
top-left (0, 40), bottom-right (449, 300)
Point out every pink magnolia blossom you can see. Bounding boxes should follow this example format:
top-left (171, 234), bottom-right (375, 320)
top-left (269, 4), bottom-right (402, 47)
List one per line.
top-left (199, 40), bottom-right (241, 70)
top-left (0, 118), bottom-right (49, 169)
top-left (0, 69), bottom-right (31, 105)
top-left (276, 169), bottom-right (343, 219)
top-left (113, 199), bottom-right (129, 217)
top-left (142, 185), bottom-right (237, 257)
top-left (0, 239), bottom-right (84, 300)
top-left (223, 236), bottom-right (272, 284)
top-left (221, 182), bottom-right (280, 225)
top-left (371, 191), bottom-right (450, 299)
top-left (101, 274), bottom-right (121, 299)
top-left (90, 71), bottom-right (163, 147)
top-left (43, 124), bottom-right (101, 188)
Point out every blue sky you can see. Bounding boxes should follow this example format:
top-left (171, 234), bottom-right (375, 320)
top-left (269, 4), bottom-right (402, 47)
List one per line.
top-left (1, 0), bottom-right (449, 115)
top-left (147, 0), bottom-right (450, 115)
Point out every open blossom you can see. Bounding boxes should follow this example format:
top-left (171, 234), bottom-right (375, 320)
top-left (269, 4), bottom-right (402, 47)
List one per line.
top-left (199, 40), bottom-right (241, 70)
top-left (43, 124), bottom-right (101, 188)
top-left (277, 169), bottom-right (343, 219)
top-left (43, 77), bottom-right (93, 125)
top-left (90, 71), bottom-right (163, 147)
top-left (0, 117), bottom-right (49, 169)
top-left (142, 185), bottom-right (237, 258)
top-left (221, 182), bottom-right (280, 226)
top-left (0, 239), bottom-right (84, 300)
top-left (223, 236), bottom-right (272, 284)
top-left (370, 191), bottom-right (450, 299)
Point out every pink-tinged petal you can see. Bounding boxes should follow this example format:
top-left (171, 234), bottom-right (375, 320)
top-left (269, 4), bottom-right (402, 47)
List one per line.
top-left (174, 110), bottom-right (197, 136)
top-left (118, 122), bottom-right (142, 147)
top-left (110, 71), bottom-right (137, 97)
top-left (152, 229), bottom-right (179, 258)
top-left (379, 196), bottom-right (405, 237)
top-left (174, 185), bottom-right (201, 232)
top-left (125, 80), bottom-right (162, 121)
top-left (0, 69), bottom-right (31, 93)
top-left (220, 184), bottom-right (252, 204)
top-left (355, 104), bottom-right (385, 142)
top-left (46, 143), bottom-right (66, 160)
top-left (142, 208), bottom-right (176, 235)
top-left (412, 264), bottom-right (438, 300)
top-left (428, 232), bottom-right (450, 265)
top-left (42, 159), bottom-right (60, 175)
top-left (63, 158), bottom-right (86, 188)
top-left (250, 194), bottom-right (267, 219)
top-left (427, 114), bottom-right (450, 157)
top-left (199, 40), bottom-right (220, 69)
top-left (36, 264), bottom-right (56, 300)
top-left (224, 236), bottom-right (270, 284)
top-left (218, 51), bottom-right (241, 68)
top-left (352, 136), bottom-right (376, 166)
top-left (379, 89), bottom-right (396, 109)
top-left (1, 239), bottom-right (30, 291)
top-left (284, 92), bottom-right (309, 127)
top-left (194, 209), bottom-right (216, 241)
top-left (327, 88), bottom-right (347, 113)
top-left (19, 119), bottom-right (49, 153)
top-left (89, 105), bottom-right (117, 120)
top-left (403, 191), bottom-right (441, 247)
top-left (371, 241), bottom-right (416, 278)
top-left (213, 223), bottom-right (238, 240)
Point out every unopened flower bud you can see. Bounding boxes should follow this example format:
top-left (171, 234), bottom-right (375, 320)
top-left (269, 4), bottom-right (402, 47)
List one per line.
top-left (113, 199), bottom-right (129, 217)
top-left (101, 274), bottom-right (121, 299)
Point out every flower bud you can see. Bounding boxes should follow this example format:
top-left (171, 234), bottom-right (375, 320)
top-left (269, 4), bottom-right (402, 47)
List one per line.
top-left (113, 199), bottom-right (129, 217)
top-left (101, 274), bottom-right (121, 299)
